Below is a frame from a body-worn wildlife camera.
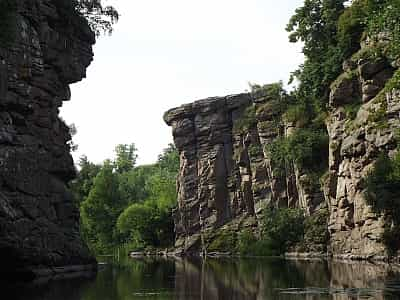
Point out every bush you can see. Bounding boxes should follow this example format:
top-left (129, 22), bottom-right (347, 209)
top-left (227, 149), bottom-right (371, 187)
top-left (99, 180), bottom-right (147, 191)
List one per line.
top-left (237, 230), bottom-right (278, 256)
top-left (235, 208), bottom-right (329, 256)
top-left (288, 129), bottom-right (329, 171)
top-left (364, 151), bottom-right (400, 255)
top-left (233, 106), bottom-right (257, 134)
top-left (116, 201), bottom-right (174, 248)
top-left (284, 103), bottom-right (311, 126)
top-left (265, 128), bottom-right (329, 177)
top-left (367, 0), bottom-right (400, 59)
top-left (301, 209), bottom-right (329, 252)
top-left (337, 0), bottom-right (368, 58)
top-left (365, 153), bottom-right (400, 217)
top-left (262, 208), bottom-right (305, 254)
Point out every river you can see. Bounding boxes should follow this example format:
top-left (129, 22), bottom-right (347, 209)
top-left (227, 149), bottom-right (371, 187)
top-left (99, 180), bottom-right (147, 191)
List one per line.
top-left (7, 256), bottom-right (400, 299)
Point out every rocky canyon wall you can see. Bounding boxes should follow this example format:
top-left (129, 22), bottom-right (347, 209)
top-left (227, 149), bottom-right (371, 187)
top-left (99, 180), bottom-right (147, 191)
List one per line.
top-left (326, 41), bottom-right (400, 258)
top-left (0, 0), bottom-right (96, 279)
top-left (165, 40), bottom-right (400, 258)
top-left (164, 91), bottom-right (322, 254)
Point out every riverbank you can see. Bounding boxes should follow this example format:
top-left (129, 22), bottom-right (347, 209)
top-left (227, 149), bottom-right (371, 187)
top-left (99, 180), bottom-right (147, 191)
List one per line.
top-left (129, 248), bottom-right (400, 266)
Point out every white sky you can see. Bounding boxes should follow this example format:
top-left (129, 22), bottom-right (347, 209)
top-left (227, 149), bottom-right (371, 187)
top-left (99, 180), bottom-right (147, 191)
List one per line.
top-left (61, 0), bottom-right (304, 166)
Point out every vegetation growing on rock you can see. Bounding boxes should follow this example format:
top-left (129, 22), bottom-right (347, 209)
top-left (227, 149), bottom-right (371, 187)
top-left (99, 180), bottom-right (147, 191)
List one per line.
top-left (265, 129), bottom-right (329, 186)
top-left (364, 151), bottom-right (400, 256)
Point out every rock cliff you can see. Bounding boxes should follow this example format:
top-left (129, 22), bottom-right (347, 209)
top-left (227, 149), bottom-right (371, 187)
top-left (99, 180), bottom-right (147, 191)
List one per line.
top-left (0, 0), bottom-right (96, 279)
top-left (165, 40), bottom-right (400, 258)
top-left (164, 91), bottom-right (324, 254)
top-left (326, 40), bottom-right (400, 258)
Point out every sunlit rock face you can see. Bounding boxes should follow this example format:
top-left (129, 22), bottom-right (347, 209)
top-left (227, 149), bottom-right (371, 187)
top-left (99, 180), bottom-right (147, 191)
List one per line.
top-left (164, 92), bottom-right (322, 254)
top-left (326, 45), bottom-right (400, 258)
top-left (0, 0), bottom-right (95, 279)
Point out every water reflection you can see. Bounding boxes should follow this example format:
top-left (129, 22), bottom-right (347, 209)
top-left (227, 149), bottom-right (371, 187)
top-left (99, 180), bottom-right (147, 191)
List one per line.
top-left (7, 257), bottom-right (400, 299)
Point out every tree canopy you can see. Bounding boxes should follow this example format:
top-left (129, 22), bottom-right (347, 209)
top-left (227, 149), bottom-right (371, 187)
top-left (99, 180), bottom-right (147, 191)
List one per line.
top-left (74, 143), bottom-right (179, 253)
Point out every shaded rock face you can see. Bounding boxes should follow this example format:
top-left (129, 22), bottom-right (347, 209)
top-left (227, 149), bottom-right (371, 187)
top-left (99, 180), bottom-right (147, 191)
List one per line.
top-left (0, 0), bottom-right (95, 278)
top-left (164, 93), bottom-right (321, 254)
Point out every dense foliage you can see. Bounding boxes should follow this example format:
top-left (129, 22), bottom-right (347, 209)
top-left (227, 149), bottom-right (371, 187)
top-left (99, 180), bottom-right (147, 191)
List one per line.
top-left (287, 0), bottom-right (400, 115)
top-left (235, 208), bottom-right (328, 256)
top-left (266, 128), bottom-right (329, 182)
top-left (287, 0), bottom-right (346, 113)
top-left (72, 143), bottom-right (179, 254)
top-left (261, 208), bottom-right (305, 254)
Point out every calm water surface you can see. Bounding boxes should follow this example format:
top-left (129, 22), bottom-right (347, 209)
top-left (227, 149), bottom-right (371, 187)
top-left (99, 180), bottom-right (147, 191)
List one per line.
top-left (8, 257), bottom-right (400, 299)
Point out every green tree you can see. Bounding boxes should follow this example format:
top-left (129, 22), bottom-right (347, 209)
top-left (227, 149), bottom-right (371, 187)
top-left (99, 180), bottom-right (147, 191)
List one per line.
top-left (116, 203), bottom-right (159, 247)
top-left (262, 208), bottom-right (305, 254)
top-left (114, 143), bottom-right (138, 173)
top-left (78, 143), bottom-right (179, 253)
top-left (118, 164), bottom-right (156, 205)
top-left (80, 161), bottom-right (122, 252)
top-left (157, 143), bottom-right (180, 174)
top-left (287, 0), bottom-right (345, 111)
top-left (70, 155), bottom-right (102, 205)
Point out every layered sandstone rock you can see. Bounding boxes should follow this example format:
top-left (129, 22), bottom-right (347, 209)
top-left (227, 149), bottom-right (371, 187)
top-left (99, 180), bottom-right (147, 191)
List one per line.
top-left (0, 0), bottom-right (96, 279)
top-left (164, 92), bottom-right (320, 254)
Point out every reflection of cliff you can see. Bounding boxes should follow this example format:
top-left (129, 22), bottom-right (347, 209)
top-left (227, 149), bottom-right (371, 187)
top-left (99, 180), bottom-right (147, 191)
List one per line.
top-left (175, 258), bottom-right (258, 300)
top-left (174, 258), bottom-right (332, 300)
top-left (175, 258), bottom-right (400, 300)
top-left (329, 261), bottom-right (400, 300)
top-left (175, 258), bottom-right (261, 300)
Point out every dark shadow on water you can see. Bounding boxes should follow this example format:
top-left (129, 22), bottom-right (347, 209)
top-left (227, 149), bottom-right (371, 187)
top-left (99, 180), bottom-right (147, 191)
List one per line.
top-left (6, 256), bottom-right (400, 299)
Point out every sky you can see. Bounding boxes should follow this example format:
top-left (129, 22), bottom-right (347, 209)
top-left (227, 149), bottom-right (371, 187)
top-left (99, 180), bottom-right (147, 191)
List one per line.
top-left (61, 0), bottom-right (305, 166)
